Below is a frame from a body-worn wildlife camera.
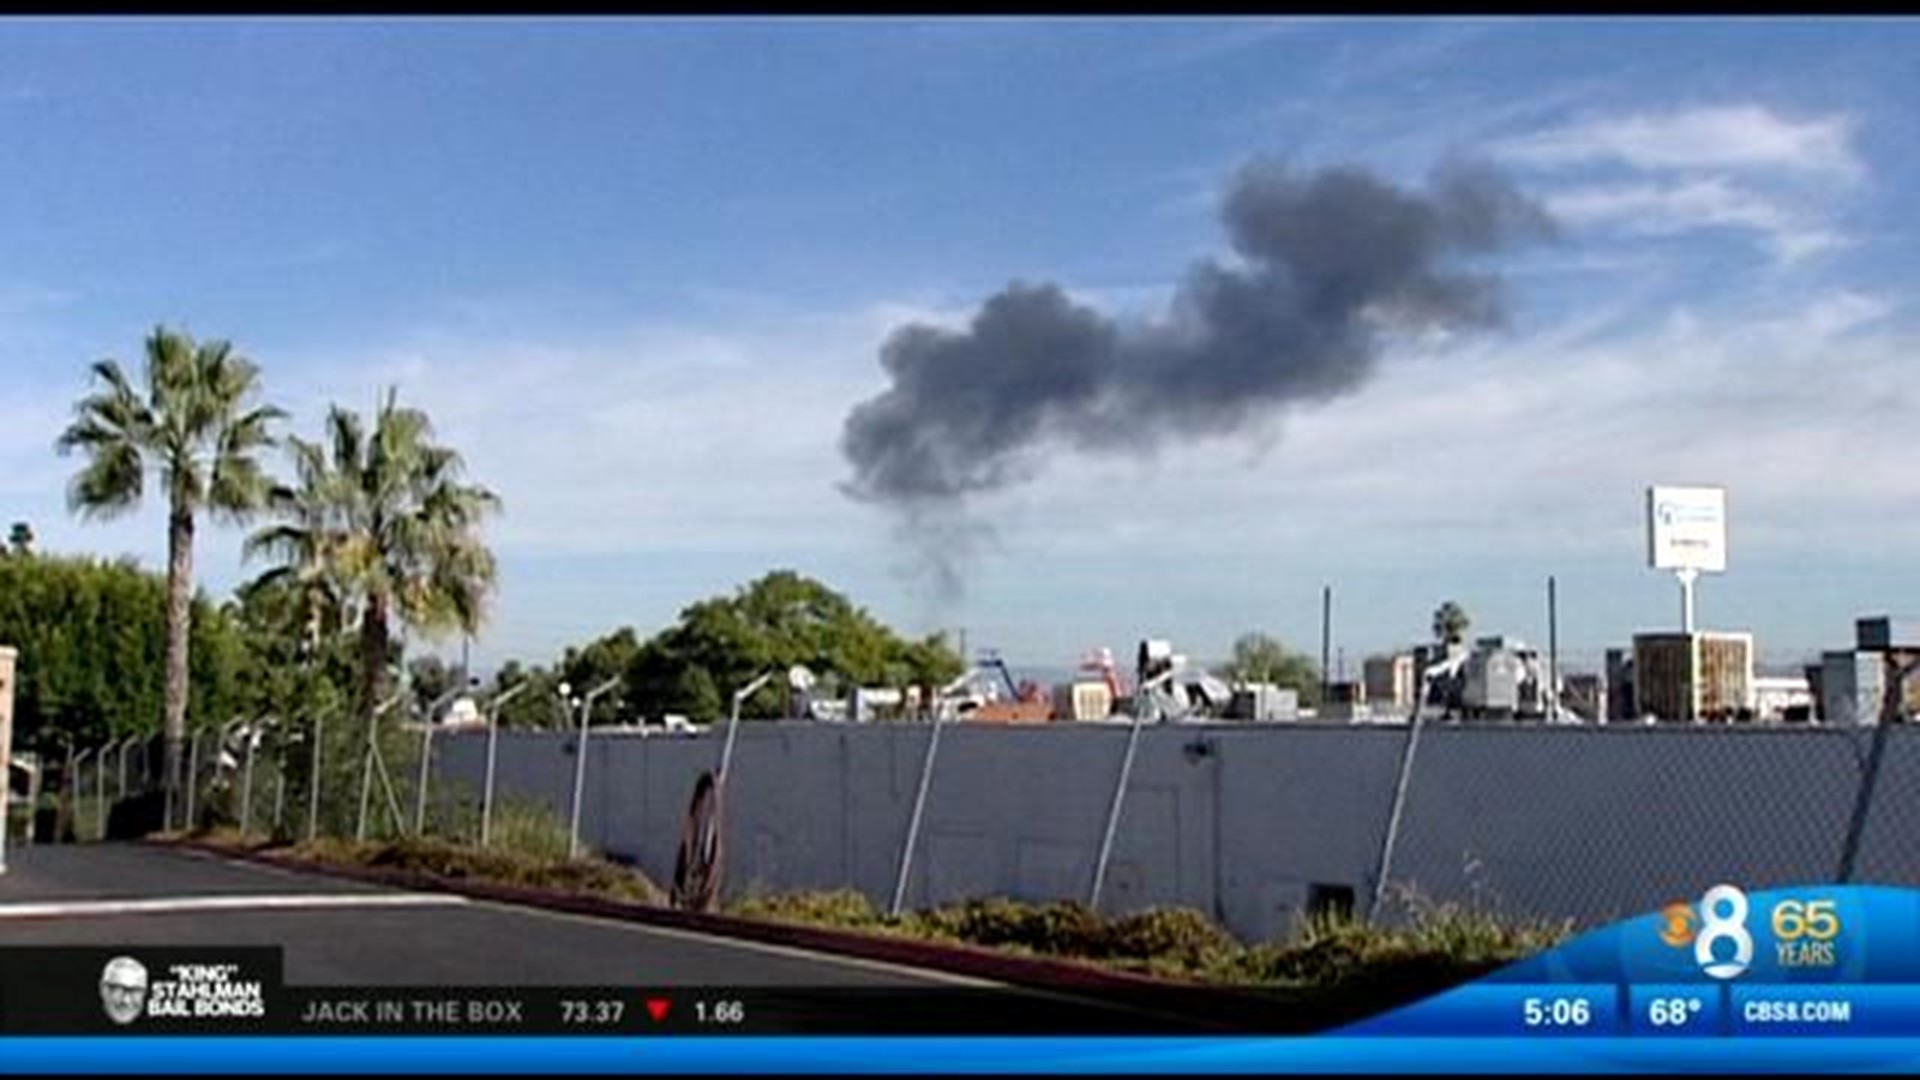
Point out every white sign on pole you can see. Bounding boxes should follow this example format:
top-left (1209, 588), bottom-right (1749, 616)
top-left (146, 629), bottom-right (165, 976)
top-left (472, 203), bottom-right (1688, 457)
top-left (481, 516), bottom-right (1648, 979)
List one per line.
top-left (1647, 485), bottom-right (1727, 573)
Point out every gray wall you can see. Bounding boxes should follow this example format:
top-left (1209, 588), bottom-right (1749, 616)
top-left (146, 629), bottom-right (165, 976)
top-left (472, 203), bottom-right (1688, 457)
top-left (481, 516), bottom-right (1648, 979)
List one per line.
top-left (432, 722), bottom-right (1917, 943)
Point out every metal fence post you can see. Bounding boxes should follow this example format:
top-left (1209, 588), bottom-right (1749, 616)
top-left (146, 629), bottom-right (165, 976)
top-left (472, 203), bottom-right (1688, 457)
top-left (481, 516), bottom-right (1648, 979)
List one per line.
top-left (241, 725), bottom-right (260, 836)
top-left (184, 729), bottom-right (203, 831)
top-left (890, 712), bottom-right (949, 918)
top-left (1089, 711), bottom-right (1149, 911)
top-left (568, 679), bottom-right (621, 861)
top-left (480, 682), bottom-right (530, 849)
top-left (1370, 703), bottom-right (1432, 918)
top-left (96, 743), bottom-right (110, 840)
top-left (307, 710), bottom-right (325, 843)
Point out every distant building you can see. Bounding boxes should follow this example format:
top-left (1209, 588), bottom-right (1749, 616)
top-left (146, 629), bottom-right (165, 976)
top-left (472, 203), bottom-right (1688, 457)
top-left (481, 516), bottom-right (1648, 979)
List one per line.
top-left (1633, 632), bottom-right (1754, 722)
top-left (1822, 651), bottom-right (1884, 726)
top-left (1752, 675), bottom-right (1814, 722)
top-left (1362, 654), bottom-right (1416, 712)
top-left (1605, 648), bottom-right (1636, 722)
top-left (1560, 672), bottom-right (1606, 722)
top-left (1459, 635), bottom-right (1550, 720)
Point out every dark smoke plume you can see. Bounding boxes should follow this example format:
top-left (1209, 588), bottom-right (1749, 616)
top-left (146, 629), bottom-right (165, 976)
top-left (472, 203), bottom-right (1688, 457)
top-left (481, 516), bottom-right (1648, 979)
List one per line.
top-left (840, 157), bottom-right (1555, 594)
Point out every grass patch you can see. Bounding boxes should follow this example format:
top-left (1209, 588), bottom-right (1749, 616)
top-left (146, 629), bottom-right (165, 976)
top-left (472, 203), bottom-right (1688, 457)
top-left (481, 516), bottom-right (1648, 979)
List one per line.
top-left (727, 888), bottom-right (1572, 990)
top-left (187, 830), bottom-right (664, 906)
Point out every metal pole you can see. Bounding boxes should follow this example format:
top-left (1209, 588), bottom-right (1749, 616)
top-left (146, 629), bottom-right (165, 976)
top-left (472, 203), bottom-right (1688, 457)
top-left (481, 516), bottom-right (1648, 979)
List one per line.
top-left (568, 679), bottom-right (621, 860)
top-left (307, 709), bottom-right (326, 843)
top-left (73, 748), bottom-right (94, 843)
top-left (1371, 679), bottom-right (1433, 916)
top-left (358, 695), bottom-right (403, 842)
top-left (890, 711), bottom-right (948, 918)
top-left (242, 721), bottom-right (269, 836)
top-left (1321, 585), bottom-right (1333, 704)
top-left (274, 753), bottom-right (287, 834)
top-left (97, 741), bottom-right (113, 840)
top-left (416, 683), bottom-right (476, 837)
top-left (185, 729), bottom-right (204, 831)
top-left (1548, 575), bottom-right (1559, 723)
top-left (1090, 668), bottom-right (1177, 910)
top-left (1090, 711), bottom-right (1147, 910)
top-left (480, 682), bottom-right (529, 848)
top-left (1677, 567), bottom-right (1698, 635)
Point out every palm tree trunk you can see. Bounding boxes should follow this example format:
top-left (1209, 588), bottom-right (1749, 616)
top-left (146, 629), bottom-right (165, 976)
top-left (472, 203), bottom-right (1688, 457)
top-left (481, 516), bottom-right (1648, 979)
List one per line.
top-left (361, 592), bottom-right (391, 718)
top-left (162, 508), bottom-right (195, 830)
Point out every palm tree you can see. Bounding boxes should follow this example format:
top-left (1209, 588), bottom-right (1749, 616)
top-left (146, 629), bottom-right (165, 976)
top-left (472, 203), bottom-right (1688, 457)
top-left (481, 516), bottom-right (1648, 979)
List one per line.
top-left (56, 327), bottom-right (284, 819)
top-left (1432, 601), bottom-right (1471, 646)
top-left (247, 388), bottom-right (500, 719)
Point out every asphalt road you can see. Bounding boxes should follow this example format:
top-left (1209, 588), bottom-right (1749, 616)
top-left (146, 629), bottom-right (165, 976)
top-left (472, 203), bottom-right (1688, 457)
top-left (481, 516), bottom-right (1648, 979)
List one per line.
top-left (0, 844), bottom-right (985, 988)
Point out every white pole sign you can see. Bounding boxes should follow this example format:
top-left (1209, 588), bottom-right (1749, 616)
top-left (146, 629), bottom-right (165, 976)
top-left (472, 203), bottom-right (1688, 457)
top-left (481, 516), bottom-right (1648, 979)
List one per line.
top-left (1647, 485), bottom-right (1728, 573)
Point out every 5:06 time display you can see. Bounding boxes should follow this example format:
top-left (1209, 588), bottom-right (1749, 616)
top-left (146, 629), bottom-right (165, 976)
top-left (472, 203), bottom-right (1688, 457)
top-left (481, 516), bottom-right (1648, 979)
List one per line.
top-left (1523, 996), bottom-right (1595, 1028)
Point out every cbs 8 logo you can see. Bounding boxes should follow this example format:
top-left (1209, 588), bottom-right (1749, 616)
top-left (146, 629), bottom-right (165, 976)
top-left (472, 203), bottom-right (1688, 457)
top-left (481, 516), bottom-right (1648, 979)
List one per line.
top-left (1693, 884), bottom-right (1754, 979)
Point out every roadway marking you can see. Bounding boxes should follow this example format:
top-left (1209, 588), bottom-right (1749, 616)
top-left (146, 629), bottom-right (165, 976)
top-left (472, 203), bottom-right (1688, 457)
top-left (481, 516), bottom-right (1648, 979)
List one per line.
top-left (0, 893), bottom-right (469, 920)
top-left (465, 899), bottom-right (1006, 988)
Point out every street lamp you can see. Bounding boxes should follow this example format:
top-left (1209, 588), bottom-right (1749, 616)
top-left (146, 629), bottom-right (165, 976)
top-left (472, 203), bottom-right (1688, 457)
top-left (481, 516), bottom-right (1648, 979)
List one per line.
top-left (415, 679), bottom-right (480, 836)
top-left (479, 681), bottom-right (530, 848)
top-left (566, 678), bottom-right (621, 860)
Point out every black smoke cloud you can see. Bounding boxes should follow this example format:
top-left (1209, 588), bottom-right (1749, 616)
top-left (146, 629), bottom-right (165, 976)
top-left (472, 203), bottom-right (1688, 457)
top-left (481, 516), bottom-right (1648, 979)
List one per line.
top-left (840, 157), bottom-right (1555, 592)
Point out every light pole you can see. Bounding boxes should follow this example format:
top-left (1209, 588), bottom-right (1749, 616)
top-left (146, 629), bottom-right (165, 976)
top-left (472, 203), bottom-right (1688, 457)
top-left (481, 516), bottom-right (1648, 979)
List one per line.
top-left (567, 679), bottom-right (621, 860)
top-left (479, 682), bottom-right (530, 848)
top-left (415, 680), bottom-right (479, 837)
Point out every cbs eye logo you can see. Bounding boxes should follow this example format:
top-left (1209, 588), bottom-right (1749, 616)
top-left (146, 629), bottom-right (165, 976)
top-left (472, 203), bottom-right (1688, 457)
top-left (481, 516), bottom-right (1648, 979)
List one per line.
top-left (1659, 884), bottom-right (1841, 977)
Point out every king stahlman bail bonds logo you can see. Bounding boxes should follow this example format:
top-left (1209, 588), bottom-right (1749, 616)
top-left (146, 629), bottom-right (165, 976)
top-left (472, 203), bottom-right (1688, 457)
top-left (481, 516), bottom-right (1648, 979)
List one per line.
top-left (98, 955), bottom-right (267, 1025)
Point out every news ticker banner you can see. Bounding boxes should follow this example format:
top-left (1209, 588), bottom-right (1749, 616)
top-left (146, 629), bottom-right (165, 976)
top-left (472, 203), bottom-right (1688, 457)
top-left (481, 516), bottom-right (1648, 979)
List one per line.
top-left (1342, 883), bottom-right (1918, 1038)
top-left (4, 883), bottom-right (1920, 1046)
top-left (0, 948), bottom-right (1284, 1036)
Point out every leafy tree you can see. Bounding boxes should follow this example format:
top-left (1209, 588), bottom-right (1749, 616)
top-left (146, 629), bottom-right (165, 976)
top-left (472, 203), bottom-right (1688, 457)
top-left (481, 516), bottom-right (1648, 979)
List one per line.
top-left (624, 570), bottom-right (963, 721)
top-left (484, 661), bottom-right (571, 730)
top-left (55, 327), bottom-right (283, 812)
top-left (220, 573), bottom-right (356, 724)
top-left (7, 521), bottom-right (33, 556)
top-left (0, 553), bottom-right (244, 753)
top-left (247, 389), bottom-right (500, 724)
top-left (1432, 601), bottom-right (1471, 646)
top-left (1214, 631), bottom-right (1322, 707)
top-left (558, 627), bottom-right (642, 711)
top-left (406, 654), bottom-right (462, 717)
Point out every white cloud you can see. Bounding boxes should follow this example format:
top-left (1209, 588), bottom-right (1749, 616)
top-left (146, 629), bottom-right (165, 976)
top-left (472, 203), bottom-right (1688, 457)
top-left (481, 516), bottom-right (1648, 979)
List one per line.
top-left (1544, 176), bottom-right (1846, 264)
top-left (1498, 103), bottom-right (1861, 178)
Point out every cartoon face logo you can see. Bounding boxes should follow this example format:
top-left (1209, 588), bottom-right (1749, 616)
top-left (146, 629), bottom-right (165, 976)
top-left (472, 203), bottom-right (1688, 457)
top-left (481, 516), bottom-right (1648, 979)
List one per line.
top-left (99, 956), bottom-right (148, 1025)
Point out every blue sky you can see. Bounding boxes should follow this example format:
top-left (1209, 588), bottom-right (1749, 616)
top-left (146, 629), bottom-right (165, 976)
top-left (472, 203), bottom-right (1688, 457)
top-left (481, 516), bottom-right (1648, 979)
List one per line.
top-left (3, 17), bottom-right (1917, 676)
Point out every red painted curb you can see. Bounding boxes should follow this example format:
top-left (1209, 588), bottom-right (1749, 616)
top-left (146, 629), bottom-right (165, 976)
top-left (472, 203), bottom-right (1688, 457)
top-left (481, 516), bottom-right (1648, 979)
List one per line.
top-left (156, 839), bottom-right (1252, 1001)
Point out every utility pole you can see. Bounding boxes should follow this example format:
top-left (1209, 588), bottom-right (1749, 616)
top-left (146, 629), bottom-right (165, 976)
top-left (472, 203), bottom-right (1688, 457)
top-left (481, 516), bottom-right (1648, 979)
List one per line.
top-left (1547, 576), bottom-right (1560, 722)
top-left (1320, 585), bottom-right (1333, 703)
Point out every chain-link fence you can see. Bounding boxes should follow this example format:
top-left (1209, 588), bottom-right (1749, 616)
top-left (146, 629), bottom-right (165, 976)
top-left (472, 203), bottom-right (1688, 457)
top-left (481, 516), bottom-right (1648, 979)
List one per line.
top-left (42, 712), bottom-right (1920, 943)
